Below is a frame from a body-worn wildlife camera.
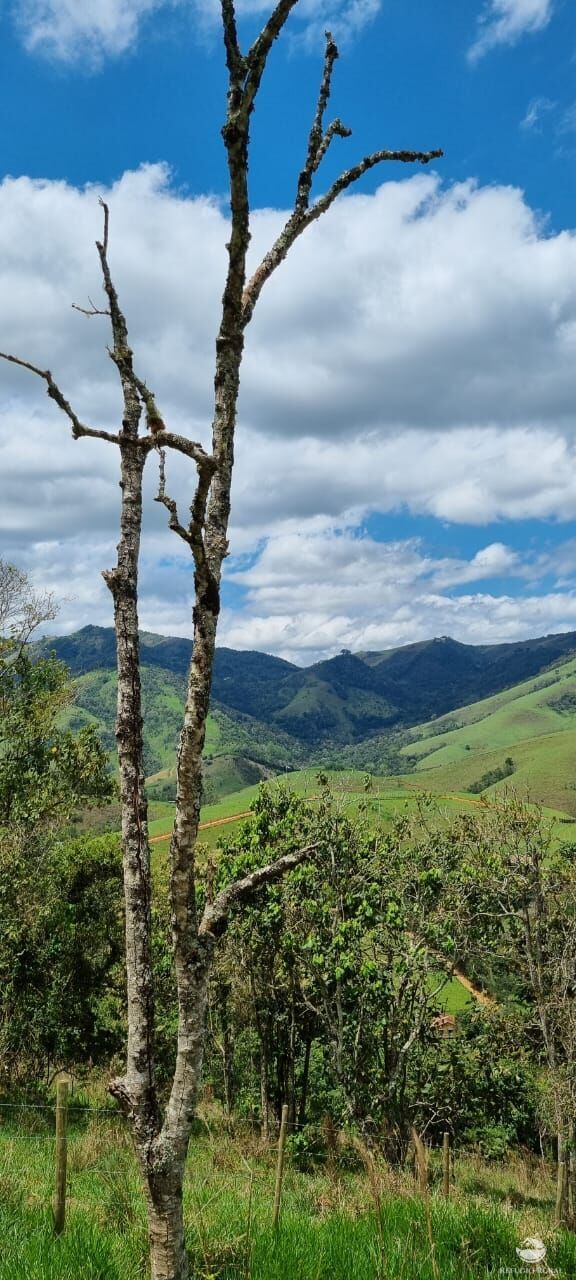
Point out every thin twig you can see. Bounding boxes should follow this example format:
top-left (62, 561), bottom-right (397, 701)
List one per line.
top-left (154, 449), bottom-right (193, 546)
top-left (71, 297), bottom-right (111, 318)
top-left (0, 352), bottom-right (120, 444)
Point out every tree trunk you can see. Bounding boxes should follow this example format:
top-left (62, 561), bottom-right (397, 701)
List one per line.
top-left (298, 1034), bottom-right (312, 1128)
top-left (106, 433), bottom-right (159, 1147)
top-left (146, 1173), bottom-right (187, 1280)
top-left (260, 1046), bottom-right (270, 1140)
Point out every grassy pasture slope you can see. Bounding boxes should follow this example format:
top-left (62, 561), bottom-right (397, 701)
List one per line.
top-left (4, 1120), bottom-right (576, 1280)
top-left (399, 657), bottom-right (576, 816)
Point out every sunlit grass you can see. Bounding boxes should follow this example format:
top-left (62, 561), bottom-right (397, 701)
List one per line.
top-left (0, 1118), bottom-right (574, 1279)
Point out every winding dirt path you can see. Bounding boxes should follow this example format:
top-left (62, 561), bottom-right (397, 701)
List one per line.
top-left (149, 809), bottom-right (253, 845)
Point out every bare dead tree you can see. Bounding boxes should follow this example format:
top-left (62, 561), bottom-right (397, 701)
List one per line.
top-left (1, 7), bottom-right (441, 1277)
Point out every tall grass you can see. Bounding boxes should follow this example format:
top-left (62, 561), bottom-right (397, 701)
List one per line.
top-left (0, 1121), bottom-right (573, 1279)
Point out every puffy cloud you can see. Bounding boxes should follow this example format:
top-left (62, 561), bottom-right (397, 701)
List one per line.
top-left (228, 427), bottom-right (576, 548)
top-left (15, 0), bottom-right (176, 64)
top-left (13, 0), bottom-right (380, 64)
top-left (243, 176), bottom-right (576, 439)
top-left (2, 165), bottom-right (576, 654)
top-left (221, 523), bottom-right (576, 662)
top-left (218, 591), bottom-right (576, 665)
top-left (469, 0), bottom-right (553, 62)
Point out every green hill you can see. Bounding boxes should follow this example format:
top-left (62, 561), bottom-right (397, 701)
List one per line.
top-left (61, 667), bottom-right (302, 802)
top-left (399, 657), bottom-right (576, 816)
top-left (43, 624), bottom-right (576, 805)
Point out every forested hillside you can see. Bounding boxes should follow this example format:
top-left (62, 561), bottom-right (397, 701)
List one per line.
top-left (40, 625), bottom-right (576, 797)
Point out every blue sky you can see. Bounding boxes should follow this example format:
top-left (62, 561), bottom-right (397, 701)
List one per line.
top-left (1, 0), bottom-right (576, 662)
top-left (1, 1), bottom-right (575, 222)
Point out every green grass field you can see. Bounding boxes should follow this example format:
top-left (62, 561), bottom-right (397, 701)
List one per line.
top-left (398, 657), bottom-right (576, 816)
top-left (147, 771), bottom-right (422, 850)
top-left (2, 1115), bottom-right (575, 1279)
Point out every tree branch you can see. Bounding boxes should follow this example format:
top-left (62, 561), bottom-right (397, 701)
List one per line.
top-left (96, 200), bottom-right (131, 358)
top-left (244, 0), bottom-right (300, 108)
top-left (199, 843), bottom-right (319, 940)
top-left (221, 0), bottom-right (246, 82)
top-left (242, 29), bottom-right (443, 326)
top-left (146, 430), bottom-right (215, 470)
top-left (72, 297), bottom-right (111, 318)
top-left (243, 144), bottom-right (442, 324)
top-left (295, 32), bottom-right (349, 216)
top-left (95, 200), bottom-right (161, 442)
top-left (154, 449), bottom-right (193, 546)
top-left (0, 352), bottom-right (120, 444)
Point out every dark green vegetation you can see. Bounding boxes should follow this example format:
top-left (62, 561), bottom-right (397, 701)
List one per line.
top-left (0, 622), bottom-right (121, 1081)
top-left (1, 645), bottom-right (112, 827)
top-left (6, 616), bottom-right (576, 1273)
top-left (40, 625), bottom-right (576, 803)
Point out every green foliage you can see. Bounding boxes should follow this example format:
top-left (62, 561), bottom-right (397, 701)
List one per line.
top-left (401, 655), bottom-right (576, 816)
top-left (0, 644), bottom-right (113, 826)
top-left (0, 609), bottom-right (120, 1082)
top-left (208, 786), bottom-right (456, 1149)
top-left (416, 1006), bottom-right (539, 1152)
top-left (0, 832), bottom-right (124, 1080)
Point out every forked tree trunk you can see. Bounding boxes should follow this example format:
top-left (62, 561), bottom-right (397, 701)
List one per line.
top-left (0, 13), bottom-right (441, 1277)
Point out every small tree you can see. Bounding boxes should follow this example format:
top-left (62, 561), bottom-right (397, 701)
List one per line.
top-left (212, 787), bottom-right (456, 1153)
top-left (0, 563), bottom-right (117, 1082)
top-left (1, 12), bottom-right (441, 1278)
top-left (429, 796), bottom-right (576, 1220)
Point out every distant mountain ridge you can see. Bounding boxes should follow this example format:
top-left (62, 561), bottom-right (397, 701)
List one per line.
top-left (40, 626), bottom-right (576, 787)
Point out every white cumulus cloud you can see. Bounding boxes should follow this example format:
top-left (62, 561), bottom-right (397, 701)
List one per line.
top-left (2, 165), bottom-right (576, 655)
top-left (12, 0), bottom-right (380, 64)
top-left (15, 0), bottom-right (176, 63)
top-left (469, 0), bottom-right (553, 62)
top-left (220, 523), bottom-right (576, 663)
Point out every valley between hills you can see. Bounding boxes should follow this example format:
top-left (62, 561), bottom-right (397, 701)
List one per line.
top-left (42, 623), bottom-right (576, 821)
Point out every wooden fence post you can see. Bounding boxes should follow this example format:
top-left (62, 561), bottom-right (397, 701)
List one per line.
top-left (556, 1129), bottom-right (569, 1227)
top-left (411, 1127), bottom-right (428, 1197)
top-left (53, 1080), bottom-right (69, 1235)
top-left (442, 1132), bottom-right (450, 1198)
top-left (273, 1104), bottom-right (289, 1229)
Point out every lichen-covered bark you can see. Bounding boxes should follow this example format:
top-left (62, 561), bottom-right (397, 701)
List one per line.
top-left (160, 25), bottom-right (252, 1157)
top-left (105, 436), bottom-right (158, 1148)
top-left (146, 1176), bottom-right (188, 1280)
